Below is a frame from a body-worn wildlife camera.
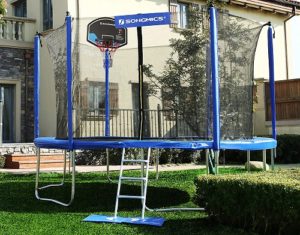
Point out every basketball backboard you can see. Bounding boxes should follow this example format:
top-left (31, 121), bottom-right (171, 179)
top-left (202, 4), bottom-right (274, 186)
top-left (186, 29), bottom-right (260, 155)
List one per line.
top-left (87, 17), bottom-right (127, 48)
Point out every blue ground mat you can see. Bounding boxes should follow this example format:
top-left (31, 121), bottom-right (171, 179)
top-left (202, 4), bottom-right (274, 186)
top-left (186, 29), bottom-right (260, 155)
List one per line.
top-left (83, 214), bottom-right (165, 227)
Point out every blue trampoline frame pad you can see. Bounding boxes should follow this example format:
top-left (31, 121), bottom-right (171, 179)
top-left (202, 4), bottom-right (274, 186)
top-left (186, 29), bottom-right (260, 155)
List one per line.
top-left (34, 137), bottom-right (276, 151)
top-left (83, 214), bottom-right (165, 227)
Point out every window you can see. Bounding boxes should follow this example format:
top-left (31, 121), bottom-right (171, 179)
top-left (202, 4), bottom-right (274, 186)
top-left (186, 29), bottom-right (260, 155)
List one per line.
top-left (13, 0), bottom-right (27, 17)
top-left (170, 0), bottom-right (188, 29)
top-left (43, 0), bottom-right (53, 30)
top-left (81, 81), bottom-right (119, 117)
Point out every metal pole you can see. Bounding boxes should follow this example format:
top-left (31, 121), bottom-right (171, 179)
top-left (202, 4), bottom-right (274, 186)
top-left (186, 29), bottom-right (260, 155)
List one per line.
top-left (137, 26), bottom-right (144, 140)
top-left (263, 150), bottom-right (267, 171)
top-left (247, 150), bottom-right (250, 172)
top-left (66, 13), bottom-right (73, 149)
top-left (271, 148), bottom-right (275, 171)
top-left (205, 149), bottom-right (209, 175)
top-left (34, 34), bottom-right (40, 139)
top-left (105, 49), bottom-right (110, 137)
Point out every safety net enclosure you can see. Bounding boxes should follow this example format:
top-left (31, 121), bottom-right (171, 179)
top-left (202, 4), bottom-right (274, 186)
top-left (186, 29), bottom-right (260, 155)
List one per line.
top-left (34, 6), bottom-right (278, 214)
top-left (42, 9), bottom-right (263, 141)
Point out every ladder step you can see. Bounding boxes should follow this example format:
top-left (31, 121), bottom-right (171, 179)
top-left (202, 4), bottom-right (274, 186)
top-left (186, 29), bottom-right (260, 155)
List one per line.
top-left (123, 159), bottom-right (149, 163)
top-left (120, 177), bottom-right (147, 181)
top-left (118, 195), bottom-right (145, 200)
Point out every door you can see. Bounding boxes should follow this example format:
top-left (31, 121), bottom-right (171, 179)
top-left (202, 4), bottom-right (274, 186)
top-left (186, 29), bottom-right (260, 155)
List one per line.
top-left (0, 85), bottom-right (15, 143)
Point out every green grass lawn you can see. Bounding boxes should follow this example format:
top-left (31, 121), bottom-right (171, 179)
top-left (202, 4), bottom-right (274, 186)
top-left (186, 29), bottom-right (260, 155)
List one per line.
top-left (0, 168), bottom-right (257, 235)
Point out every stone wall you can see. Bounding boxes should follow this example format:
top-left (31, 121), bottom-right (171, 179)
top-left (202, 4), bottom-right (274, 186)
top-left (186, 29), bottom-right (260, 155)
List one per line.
top-left (0, 47), bottom-right (34, 142)
top-left (0, 143), bottom-right (64, 155)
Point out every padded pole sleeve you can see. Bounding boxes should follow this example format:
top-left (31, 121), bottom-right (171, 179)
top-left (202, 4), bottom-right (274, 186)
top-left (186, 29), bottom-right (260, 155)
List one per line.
top-left (34, 34), bottom-right (40, 139)
top-left (210, 7), bottom-right (220, 150)
top-left (268, 25), bottom-right (277, 140)
top-left (66, 14), bottom-right (74, 149)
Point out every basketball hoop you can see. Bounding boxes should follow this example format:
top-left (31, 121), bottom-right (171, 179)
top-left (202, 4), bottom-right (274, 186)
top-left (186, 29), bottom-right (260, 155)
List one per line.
top-left (87, 17), bottom-right (127, 68)
top-left (96, 40), bottom-right (119, 68)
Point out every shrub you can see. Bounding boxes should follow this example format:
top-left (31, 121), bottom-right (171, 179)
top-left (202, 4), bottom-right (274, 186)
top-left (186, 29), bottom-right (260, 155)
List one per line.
top-left (75, 148), bottom-right (162, 166)
top-left (194, 169), bottom-right (300, 235)
top-left (0, 155), bottom-right (5, 168)
top-left (276, 134), bottom-right (300, 163)
top-left (75, 148), bottom-right (202, 166)
top-left (75, 149), bottom-right (122, 165)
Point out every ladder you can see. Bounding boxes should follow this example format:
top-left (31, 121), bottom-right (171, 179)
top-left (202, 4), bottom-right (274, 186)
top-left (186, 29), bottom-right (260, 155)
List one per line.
top-left (114, 147), bottom-right (151, 219)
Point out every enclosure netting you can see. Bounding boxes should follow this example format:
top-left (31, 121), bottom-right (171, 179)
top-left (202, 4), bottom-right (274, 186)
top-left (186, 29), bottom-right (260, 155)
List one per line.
top-left (42, 9), bottom-right (262, 141)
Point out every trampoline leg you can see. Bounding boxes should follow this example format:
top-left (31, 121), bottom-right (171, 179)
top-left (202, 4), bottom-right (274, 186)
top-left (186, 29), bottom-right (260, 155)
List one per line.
top-left (114, 148), bottom-right (126, 218)
top-left (155, 151), bottom-right (159, 180)
top-left (205, 149), bottom-right (209, 175)
top-left (262, 150), bottom-right (267, 171)
top-left (35, 149), bottom-right (76, 206)
top-left (271, 148), bottom-right (275, 171)
top-left (208, 150), bottom-right (216, 175)
top-left (106, 148), bottom-right (114, 183)
top-left (247, 150), bottom-right (251, 172)
top-left (214, 151), bottom-right (219, 175)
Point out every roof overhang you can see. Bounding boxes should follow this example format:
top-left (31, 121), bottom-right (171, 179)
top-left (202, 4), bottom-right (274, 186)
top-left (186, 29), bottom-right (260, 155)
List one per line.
top-left (229, 0), bottom-right (300, 15)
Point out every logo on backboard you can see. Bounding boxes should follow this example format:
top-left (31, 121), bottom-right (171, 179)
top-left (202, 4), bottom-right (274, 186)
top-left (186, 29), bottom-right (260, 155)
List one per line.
top-left (115, 12), bottom-right (171, 28)
top-left (118, 19), bottom-right (125, 25)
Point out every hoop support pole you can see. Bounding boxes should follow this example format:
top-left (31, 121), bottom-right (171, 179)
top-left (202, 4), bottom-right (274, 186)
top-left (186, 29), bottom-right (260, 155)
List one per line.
top-left (105, 48), bottom-right (110, 137)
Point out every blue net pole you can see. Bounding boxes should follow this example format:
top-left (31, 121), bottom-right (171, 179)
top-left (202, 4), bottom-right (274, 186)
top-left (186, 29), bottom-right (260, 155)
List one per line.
top-left (34, 34), bottom-right (40, 139)
top-left (66, 14), bottom-right (73, 149)
top-left (267, 24), bottom-right (277, 140)
top-left (105, 49), bottom-right (110, 137)
top-left (210, 7), bottom-right (220, 150)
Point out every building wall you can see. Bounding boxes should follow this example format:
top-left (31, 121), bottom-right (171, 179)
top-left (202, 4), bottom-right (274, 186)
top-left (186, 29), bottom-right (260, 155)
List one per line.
top-left (0, 47), bottom-right (34, 142)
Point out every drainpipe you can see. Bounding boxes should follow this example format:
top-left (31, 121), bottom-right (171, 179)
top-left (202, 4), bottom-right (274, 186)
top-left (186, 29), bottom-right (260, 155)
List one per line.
top-left (284, 6), bottom-right (296, 80)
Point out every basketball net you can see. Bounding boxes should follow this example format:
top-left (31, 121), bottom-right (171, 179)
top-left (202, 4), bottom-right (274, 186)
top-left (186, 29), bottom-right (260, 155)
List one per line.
top-left (96, 40), bottom-right (119, 68)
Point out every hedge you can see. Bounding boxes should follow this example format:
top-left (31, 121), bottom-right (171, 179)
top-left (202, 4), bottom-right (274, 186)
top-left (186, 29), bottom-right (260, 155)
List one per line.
top-left (76, 148), bottom-right (202, 165)
top-left (194, 169), bottom-right (300, 235)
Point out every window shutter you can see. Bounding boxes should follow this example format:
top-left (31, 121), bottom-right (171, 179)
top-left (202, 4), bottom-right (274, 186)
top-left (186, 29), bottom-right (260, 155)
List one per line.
top-left (170, 0), bottom-right (178, 28)
top-left (110, 83), bottom-right (119, 110)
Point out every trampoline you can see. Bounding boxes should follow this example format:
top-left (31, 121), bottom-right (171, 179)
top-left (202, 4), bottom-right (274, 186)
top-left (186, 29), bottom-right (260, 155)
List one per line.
top-left (34, 6), bottom-right (277, 225)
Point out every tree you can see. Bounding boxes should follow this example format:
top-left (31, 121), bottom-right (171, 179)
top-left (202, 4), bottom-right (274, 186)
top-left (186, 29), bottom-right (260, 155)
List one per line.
top-left (0, 0), bottom-right (7, 17)
top-left (144, 6), bottom-right (261, 139)
top-left (144, 7), bottom-right (210, 137)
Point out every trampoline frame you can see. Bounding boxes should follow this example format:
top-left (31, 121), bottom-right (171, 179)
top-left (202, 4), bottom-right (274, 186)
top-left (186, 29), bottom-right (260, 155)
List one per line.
top-left (34, 7), bottom-right (277, 211)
